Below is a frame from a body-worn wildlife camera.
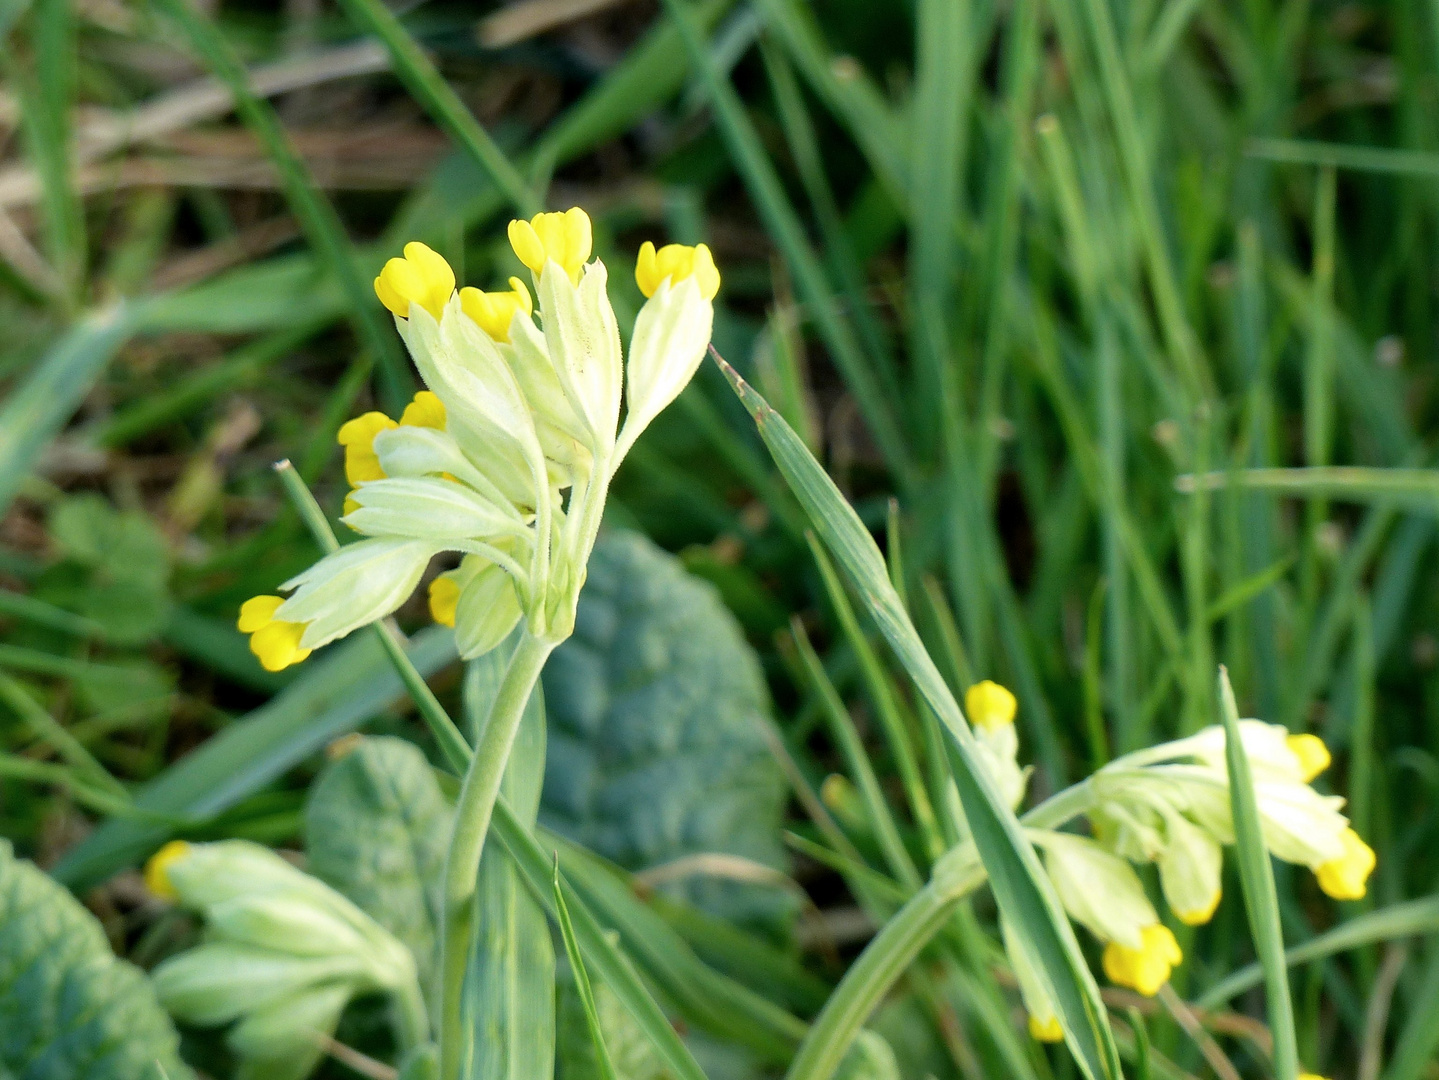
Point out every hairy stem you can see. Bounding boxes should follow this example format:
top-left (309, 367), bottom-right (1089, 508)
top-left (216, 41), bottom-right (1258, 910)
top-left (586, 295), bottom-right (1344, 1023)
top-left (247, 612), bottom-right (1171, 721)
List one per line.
top-left (439, 632), bottom-right (554, 1080)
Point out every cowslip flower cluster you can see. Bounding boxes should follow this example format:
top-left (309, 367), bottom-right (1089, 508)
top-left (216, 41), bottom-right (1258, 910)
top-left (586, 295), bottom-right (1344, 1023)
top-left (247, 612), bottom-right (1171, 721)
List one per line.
top-left (239, 209), bottom-right (719, 671)
top-left (146, 840), bottom-right (423, 1080)
top-left (964, 683), bottom-right (1375, 1042)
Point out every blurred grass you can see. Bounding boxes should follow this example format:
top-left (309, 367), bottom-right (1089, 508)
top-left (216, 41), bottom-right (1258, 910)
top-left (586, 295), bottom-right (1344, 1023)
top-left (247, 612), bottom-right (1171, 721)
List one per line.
top-left (1, 0), bottom-right (1438, 1076)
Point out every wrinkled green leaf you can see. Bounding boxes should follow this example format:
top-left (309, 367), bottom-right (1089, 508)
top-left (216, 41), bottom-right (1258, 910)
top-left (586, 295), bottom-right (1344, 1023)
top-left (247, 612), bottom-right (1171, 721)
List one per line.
top-left (542, 530), bottom-right (790, 928)
top-left (305, 735), bottom-right (449, 991)
top-left (0, 840), bottom-right (192, 1080)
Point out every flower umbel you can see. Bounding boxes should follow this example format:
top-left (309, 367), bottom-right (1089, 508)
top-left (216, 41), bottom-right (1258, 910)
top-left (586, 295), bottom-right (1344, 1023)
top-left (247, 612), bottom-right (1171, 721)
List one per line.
top-left (241, 207), bottom-right (717, 664)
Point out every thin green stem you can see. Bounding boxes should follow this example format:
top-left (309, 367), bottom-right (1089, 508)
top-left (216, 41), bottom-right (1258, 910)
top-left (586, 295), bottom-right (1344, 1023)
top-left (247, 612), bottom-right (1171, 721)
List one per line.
top-left (440, 633), bottom-right (554, 1080)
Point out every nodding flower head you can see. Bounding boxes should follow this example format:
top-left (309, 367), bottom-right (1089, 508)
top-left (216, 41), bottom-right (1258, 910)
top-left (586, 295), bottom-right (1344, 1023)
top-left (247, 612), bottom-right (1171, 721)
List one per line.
top-left (374, 241), bottom-right (455, 320)
top-left (1101, 924), bottom-right (1184, 996)
top-left (635, 241), bottom-right (721, 300)
top-left (508, 208), bottom-right (593, 283)
top-left (241, 209), bottom-right (717, 666)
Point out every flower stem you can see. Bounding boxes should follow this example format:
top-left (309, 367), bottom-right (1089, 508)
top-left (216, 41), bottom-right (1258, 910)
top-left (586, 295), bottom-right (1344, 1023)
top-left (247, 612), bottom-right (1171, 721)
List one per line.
top-left (439, 631), bottom-right (554, 1080)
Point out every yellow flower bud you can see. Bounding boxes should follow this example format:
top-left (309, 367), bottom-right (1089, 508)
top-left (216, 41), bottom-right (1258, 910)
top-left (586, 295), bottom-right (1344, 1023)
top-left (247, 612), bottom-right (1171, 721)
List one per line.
top-left (1101, 924), bottom-right (1183, 996)
top-left (373, 241), bottom-right (455, 320)
top-left (1286, 733), bottom-right (1331, 782)
top-left (145, 839), bottom-right (192, 901)
top-left (428, 574), bottom-right (461, 628)
top-left (238, 595), bottom-right (311, 672)
top-left (460, 278), bottom-right (533, 342)
top-left (1316, 827), bottom-right (1375, 900)
top-left (399, 389), bottom-right (447, 430)
top-left (1028, 1014), bottom-right (1063, 1042)
top-left (634, 241), bottom-right (721, 300)
top-left (337, 411), bottom-right (397, 485)
top-left (1300, 1072), bottom-right (1332, 1080)
top-left (507, 208), bottom-right (592, 282)
top-left (965, 680), bottom-right (1017, 732)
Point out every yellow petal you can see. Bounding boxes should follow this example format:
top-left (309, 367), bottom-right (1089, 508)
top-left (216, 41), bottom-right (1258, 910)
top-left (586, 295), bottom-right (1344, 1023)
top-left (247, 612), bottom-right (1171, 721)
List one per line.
top-left (1286, 733), bottom-right (1331, 782)
top-left (249, 619), bottom-right (312, 672)
top-left (965, 680), bottom-right (1017, 732)
top-left (1316, 828), bottom-right (1375, 900)
top-left (237, 594), bottom-right (285, 633)
top-left (144, 839), bottom-right (192, 901)
top-left (459, 281), bottom-right (532, 342)
top-left (374, 243), bottom-right (455, 319)
top-left (337, 411), bottom-right (398, 485)
top-left (509, 207), bottom-right (592, 282)
top-left (1102, 925), bottom-right (1182, 996)
top-left (634, 240), bottom-right (721, 300)
top-left (1028, 1014), bottom-right (1063, 1042)
top-left (428, 574), bottom-right (461, 627)
top-left (401, 390), bottom-right (447, 429)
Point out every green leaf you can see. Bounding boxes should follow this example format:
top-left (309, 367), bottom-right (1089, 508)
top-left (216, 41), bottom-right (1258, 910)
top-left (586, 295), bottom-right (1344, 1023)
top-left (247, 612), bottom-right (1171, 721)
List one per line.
top-left (713, 359), bottom-right (1121, 1080)
top-left (304, 736), bottom-right (449, 991)
top-left (541, 530), bottom-right (791, 929)
top-left (0, 840), bottom-right (193, 1080)
top-left (463, 651), bottom-right (556, 1080)
top-left (833, 1032), bottom-right (901, 1080)
top-left (553, 858), bottom-right (620, 1080)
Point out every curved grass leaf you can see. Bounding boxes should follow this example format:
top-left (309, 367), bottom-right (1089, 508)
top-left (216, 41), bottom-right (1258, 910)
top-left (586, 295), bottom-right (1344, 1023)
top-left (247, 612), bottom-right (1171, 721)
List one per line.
top-left (1216, 667), bottom-right (1298, 1080)
top-left (713, 355), bottom-right (1121, 1080)
top-left (0, 840), bottom-right (193, 1080)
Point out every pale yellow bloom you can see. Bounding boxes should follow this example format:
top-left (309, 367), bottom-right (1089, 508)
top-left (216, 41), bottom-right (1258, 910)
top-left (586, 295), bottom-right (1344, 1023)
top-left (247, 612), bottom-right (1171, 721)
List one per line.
top-left (966, 680), bottom-right (1017, 732)
top-left (508, 208), bottom-right (592, 282)
top-left (1286, 733), bottom-right (1331, 782)
top-left (144, 839), bottom-right (192, 901)
top-left (237, 595), bottom-right (311, 672)
top-left (374, 241), bottom-right (455, 320)
top-left (1316, 827), bottom-right (1376, 900)
top-left (399, 389), bottom-right (447, 429)
top-left (460, 278), bottom-right (533, 341)
top-left (1101, 924), bottom-right (1183, 996)
top-left (634, 241), bottom-right (720, 300)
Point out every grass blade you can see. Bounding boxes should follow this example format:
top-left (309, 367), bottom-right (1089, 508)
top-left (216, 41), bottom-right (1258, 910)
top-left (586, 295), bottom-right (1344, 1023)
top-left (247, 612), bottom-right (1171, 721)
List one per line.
top-left (659, 0), bottom-right (915, 489)
top-left (554, 856), bottom-right (622, 1080)
top-left (1216, 666), bottom-right (1299, 1080)
top-left (714, 354), bottom-right (1121, 1080)
top-left (153, 0), bottom-right (412, 411)
top-left (0, 302), bottom-right (132, 515)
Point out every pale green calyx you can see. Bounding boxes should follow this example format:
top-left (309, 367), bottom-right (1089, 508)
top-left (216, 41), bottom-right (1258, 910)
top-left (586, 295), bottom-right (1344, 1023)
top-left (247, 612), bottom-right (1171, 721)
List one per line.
top-left (148, 840), bottom-right (423, 1080)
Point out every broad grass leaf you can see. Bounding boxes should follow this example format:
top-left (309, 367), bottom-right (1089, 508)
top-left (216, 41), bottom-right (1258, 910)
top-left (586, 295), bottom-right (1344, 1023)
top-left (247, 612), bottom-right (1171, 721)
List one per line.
top-left (0, 840), bottom-right (193, 1080)
top-left (714, 358), bottom-right (1121, 1080)
top-left (304, 735), bottom-right (448, 991)
top-left (541, 530), bottom-right (791, 928)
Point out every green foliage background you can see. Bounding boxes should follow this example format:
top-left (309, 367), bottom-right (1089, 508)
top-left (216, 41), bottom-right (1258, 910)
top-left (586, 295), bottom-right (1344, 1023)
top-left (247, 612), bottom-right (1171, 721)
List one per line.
top-left (0, 0), bottom-right (1437, 1076)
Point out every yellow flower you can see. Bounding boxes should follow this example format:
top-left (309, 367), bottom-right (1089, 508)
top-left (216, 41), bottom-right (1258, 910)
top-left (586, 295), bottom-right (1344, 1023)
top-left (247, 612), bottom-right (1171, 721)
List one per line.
top-left (634, 241), bottom-right (721, 300)
top-left (1028, 1014), bottom-right (1063, 1042)
top-left (144, 839), bottom-right (192, 901)
top-left (1101, 924), bottom-right (1183, 996)
top-left (965, 680), bottom-right (1017, 732)
top-left (428, 574), bottom-right (461, 628)
top-left (1286, 733), bottom-right (1331, 782)
top-left (460, 278), bottom-right (533, 341)
top-left (1300, 1073), bottom-right (1331, 1080)
top-left (1316, 827), bottom-right (1375, 900)
top-left (399, 389), bottom-right (447, 430)
top-left (238, 595), bottom-right (311, 672)
top-left (507, 208), bottom-right (592, 282)
top-left (338, 412), bottom-right (397, 485)
top-left (374, 241), bottom-right (455, 320)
